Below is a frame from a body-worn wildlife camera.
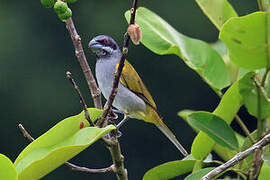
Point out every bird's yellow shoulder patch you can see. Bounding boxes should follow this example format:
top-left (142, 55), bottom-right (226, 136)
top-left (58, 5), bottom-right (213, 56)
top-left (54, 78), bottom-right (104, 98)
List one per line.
top-left (116, 62), bottom-right (126, 72)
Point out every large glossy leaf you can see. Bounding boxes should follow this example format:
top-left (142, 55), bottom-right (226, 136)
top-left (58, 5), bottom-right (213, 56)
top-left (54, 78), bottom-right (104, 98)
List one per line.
top-left (196, 0), bottom-right (238, 30)
top-left (184, 167), bottom-right (215, 180)
top-left (187, 112), bottom-right (238, 150)
top-left (143, 160), bottom-right (196, 180)
top-left (210, 41), bottom-right (239, 83)
top-left (239, 72), bottom-right (270, 119)
top-left (125, 7), bottom-right (230, 90)
top-left (14, 108), bottom-right (115, 180)
top-left (190, 79), bottom-right (243, 160)
top-left (191, 132), bottom-right (214, 160)
top-left (0, 154), bottom-right (18, 180)
top-left (220, 11), bottom-right (270, 69)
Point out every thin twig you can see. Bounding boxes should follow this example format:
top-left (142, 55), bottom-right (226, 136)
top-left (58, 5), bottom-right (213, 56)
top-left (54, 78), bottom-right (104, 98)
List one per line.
top-left (66, 71), bottom-right (94, 126)
top-left (261, 68), bottom-right (270, 89)
top-left (18, 124), bottom-right (34, 141)
top-left (65, 18), bottom-right (102, 109)
top-left (18, 124), bottom-right (114, 174)
top-left (201, 132), bottom-right (270, 180)
top-left (65, 162), bottom-right (115, 174)
top-left (98, 0), bottom-right (138, 126)
top-left (250, 73), bottom-right (267, 179)
top-left (257, 0), bottom-right (263, 11)
top-left (235, 115), bottom-right (255, 143)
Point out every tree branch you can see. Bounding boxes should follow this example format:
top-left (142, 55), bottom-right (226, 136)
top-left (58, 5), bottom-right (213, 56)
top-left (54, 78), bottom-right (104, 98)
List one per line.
top-left (65, 18), bottom-right (102, 109)
top-left (94, 1), bottom-right (139, 180)
top-left (98, 0), bottom-right (138, 126)
top-left (235, 115), bottom-right (255, 143)
top-left (201, 132), bottom-right (270, 180)
top-left (66, 71), bottom-right (94, 126)
top-left (18, 124), bottom-right (114, 174)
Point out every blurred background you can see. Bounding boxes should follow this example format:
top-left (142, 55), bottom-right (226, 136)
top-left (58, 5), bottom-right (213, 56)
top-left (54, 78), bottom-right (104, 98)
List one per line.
top-left (0, 0), bottom-right (258, 179)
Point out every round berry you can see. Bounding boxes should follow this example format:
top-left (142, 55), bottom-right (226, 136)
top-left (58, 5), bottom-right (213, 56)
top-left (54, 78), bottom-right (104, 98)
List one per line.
top-left (58, 8), bottom-right (72, 21)
top-left (54, 1), bottom-right (68, 14)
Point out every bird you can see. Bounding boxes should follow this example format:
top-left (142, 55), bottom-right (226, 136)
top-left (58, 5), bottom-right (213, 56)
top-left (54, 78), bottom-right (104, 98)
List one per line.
top-left (88, 35), bottom-right (188, 156)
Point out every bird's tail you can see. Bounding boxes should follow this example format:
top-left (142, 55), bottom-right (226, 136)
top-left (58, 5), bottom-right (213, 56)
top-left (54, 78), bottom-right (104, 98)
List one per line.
top-left (156, 121), bottom-right (188, 157)
top-left (144, 107), bottom-right (188, 156)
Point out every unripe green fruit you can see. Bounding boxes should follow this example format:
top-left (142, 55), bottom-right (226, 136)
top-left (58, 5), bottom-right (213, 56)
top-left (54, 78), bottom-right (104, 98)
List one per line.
top-left (41, 0), bottom-right (55, 8)
top-left (54, 1), bottom-right (68, 14)
top-left (65, 0), bottom-right (78, 3)
top-left (58, 8), bottom-right (72, 21)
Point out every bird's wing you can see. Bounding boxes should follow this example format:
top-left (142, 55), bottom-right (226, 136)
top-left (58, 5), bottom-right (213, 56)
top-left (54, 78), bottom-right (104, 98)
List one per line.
top-left (117, 60), bottom-right (157, 109)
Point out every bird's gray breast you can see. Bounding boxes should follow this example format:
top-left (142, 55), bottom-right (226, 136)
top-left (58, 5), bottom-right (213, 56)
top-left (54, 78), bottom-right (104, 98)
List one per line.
top-left (95, 58), bottom-right (146, 114)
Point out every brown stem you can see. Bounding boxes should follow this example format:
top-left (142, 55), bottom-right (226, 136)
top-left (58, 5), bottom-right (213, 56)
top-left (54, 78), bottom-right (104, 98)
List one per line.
top-left (66, 71), bottom-right (94, 126)
top-left (65, 18), bottom-right (102, 109)
top-left (201, 132), bottom-right (270, 180)
top-left (108, 139), bottom-right (128, 180)
top-left (251, 148), bottom-right (264, 179)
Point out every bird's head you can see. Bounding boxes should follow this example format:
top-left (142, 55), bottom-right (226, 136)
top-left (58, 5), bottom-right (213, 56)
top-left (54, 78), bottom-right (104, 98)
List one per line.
top-left (88, 35), bottom-right (121, 58)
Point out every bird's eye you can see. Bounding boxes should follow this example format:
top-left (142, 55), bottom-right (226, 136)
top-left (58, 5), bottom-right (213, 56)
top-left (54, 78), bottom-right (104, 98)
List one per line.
top-left (103, 39), bottom-right (109, 44)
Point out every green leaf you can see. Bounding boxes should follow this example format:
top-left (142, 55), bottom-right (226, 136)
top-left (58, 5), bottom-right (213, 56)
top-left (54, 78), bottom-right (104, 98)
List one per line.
top-left (262, 0), bottom-right (270, 11)
top-left (184, 167), bottom-right (215, 180)
top-left (187, 112), bottom-right (239, 150)
top-left (196, 0), bottom-right (238, 30)
top-left (239, 72), bottom-right (270, 119)
top-left (213, 79), bottom-right (243, 122)
top-left (191, 77), bottom-right (243, 160)
top-left (178, 109), bottom-right (194, 121)
top-left (191, 132), bottom-right (214, 160)
top-left (210, 41), bottom-right (239, 83)
top-left (143, 160), bottom-right (196, 180)
top-left (125, 7), bottom-right (230, 90)
top-left (0, 154), bottom-right (18, 180)
top-left (212, 130), bottom-right (244, 162)
top-left (183, 153), bottom-right (213, 163)
top-left (220, 11), bottom-right (270, 69)
top-left (192, 160), bottom-right (203, 172)
top-left (259, 163), bottom-right (270, 180)
top-left (263, 153), bottom-right (270, 166)
top-left (213, 143), bottom-right (236, 162)
top-left (14, 108), bottom-right (114, 180)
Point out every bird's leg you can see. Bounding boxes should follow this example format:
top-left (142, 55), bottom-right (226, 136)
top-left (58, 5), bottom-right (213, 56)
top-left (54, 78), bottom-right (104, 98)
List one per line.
top-left (112, 109), bottom-right (129, 128)
top-left (117, 114), bottom-right (129, 129)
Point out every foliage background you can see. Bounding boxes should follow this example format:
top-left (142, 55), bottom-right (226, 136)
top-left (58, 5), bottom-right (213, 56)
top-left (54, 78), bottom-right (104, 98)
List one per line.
top-left (0, 0), bottom-right (257, 179)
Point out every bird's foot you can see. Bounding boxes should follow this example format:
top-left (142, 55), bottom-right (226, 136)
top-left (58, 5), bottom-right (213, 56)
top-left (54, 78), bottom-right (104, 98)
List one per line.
top-left (117, 116), bottom-right (129, 129)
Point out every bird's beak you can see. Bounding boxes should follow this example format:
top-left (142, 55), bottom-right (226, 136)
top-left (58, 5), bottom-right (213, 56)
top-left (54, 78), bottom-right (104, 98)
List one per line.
top-left (88, 39), bottom-right (102, 50)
